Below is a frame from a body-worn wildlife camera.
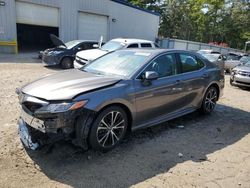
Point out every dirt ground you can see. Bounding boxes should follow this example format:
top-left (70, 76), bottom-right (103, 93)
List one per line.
top-left (0, 56), bottom-right (250, 188)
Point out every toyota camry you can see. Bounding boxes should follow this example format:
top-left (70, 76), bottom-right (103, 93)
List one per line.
top-left (16, 49), bottom-right (224, 152)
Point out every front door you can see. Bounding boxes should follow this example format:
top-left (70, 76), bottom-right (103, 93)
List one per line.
top-left (134, 53), bottom-right (185, 126)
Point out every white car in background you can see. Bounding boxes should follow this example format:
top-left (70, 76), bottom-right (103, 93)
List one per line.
top-left (74, 38), bottom-right (158, 68)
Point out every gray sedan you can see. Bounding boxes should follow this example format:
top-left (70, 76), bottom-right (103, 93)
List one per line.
top-left (16, 49), bottom-right (224, 152)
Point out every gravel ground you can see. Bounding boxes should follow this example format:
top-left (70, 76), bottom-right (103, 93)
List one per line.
top-left (0, 58), bottom-right (250, 188)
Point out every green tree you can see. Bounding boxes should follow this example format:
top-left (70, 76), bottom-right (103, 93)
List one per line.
top-left (128, 0), bottom-right (250, 49)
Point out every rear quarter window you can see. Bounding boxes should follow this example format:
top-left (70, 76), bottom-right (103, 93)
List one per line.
top-left (141, 43), bottom-right (152, 48)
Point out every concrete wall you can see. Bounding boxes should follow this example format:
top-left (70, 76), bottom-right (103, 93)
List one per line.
top-left (0, 0), bottom-right (159, 53)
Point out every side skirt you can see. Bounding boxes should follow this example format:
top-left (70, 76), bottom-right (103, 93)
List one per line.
top-left (132, 107), bottom-right (197, 131)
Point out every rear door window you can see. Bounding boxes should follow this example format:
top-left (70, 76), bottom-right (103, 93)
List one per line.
top-left (85, 42), bottom-right (98, 49)
top-left (178, 53), bottom-right (204, 73)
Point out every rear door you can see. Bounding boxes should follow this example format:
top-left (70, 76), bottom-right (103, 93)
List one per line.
top-left (176, 52), bottom-right (207, 108)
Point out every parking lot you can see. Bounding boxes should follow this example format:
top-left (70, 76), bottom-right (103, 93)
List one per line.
top-left (0, 56), bottom-right (250, 188)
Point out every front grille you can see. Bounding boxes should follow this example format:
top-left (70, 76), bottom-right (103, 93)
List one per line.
top-left (22, 102), bottom-right (43, 113)
top-left (238, 71), bottom-right (250, 77)
top-left (76, 56), bottom-right (88, 65)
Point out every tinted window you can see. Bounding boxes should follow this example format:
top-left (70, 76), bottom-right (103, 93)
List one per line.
top-left (141, 43), bottom-right (152, 48)
top-left (142, 54), bottom-right (177, 78)
top-left (127, 44), bottom-right (139, 48)
top-left (84, 42), bottom-right (98, 49)
top-left (179, 53), bottom-right (204, 73)
top-left (77, 43), bottom-right (87, 50)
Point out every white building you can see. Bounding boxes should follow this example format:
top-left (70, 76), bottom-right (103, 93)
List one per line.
top-left (0, 0), bottom-right (160, 53)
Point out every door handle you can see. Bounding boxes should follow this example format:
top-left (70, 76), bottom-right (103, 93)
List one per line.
top-left (176, 79), bottom-right (182, 83)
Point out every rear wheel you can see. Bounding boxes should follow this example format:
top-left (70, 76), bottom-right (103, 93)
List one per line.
top-left (61, 57), bottom-right (73, 69)
top-left (200, 86), bottom-right (218, 114)
top-left (89, 106), bottom-right (128, 152)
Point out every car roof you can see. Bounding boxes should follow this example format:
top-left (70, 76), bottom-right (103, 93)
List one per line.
top-left (116, 48), bottom-right (199, 56)
top-left (110, 38), bottom-right (154, 44)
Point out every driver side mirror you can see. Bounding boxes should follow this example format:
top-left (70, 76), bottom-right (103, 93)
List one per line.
top-left (145, 71), bottom-right (159, 80)
top-left (77, 47), bottom-right (82, 51)
top-left (93, 44), bottom-right (99, 48)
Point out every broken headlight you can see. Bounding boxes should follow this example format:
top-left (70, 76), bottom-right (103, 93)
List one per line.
top-left (35, 100), bottom-right (88, 114)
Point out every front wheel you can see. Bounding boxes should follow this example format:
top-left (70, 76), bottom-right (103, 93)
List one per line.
top-left (61, 57), bottom-right (73, 69)
top-left (89, 106), bottom-right (128, 152)
top-left (200, 86), bottom-right (218, 114)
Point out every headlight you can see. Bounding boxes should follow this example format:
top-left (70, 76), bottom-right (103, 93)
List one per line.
top-left (49, 51), bottom-right (63, 55)
top-left (53, 51), bottom-right (63, 55)
top-left (36, 100), bottom-right (88, 114)
top-left (231, 70), bottom-right (237, 75)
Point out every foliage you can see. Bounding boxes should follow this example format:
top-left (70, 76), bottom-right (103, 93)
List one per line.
top-left (127, 0), bottom-right (250, 49)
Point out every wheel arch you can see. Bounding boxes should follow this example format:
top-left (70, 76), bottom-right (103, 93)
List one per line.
top-left (206, 82), bottom-right (220, 101)
top-left (96, 103), bottom-right (133, 132)
top-left (60, 55), bottom-right (74, 63)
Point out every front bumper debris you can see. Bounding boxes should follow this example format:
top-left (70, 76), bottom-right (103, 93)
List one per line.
top-left (18, 119), bottom-right (39, 150)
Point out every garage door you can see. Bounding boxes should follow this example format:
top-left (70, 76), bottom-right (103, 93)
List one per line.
top-left (16, 1), bottom-right (59, 27)
top-left (78, 12), bottom-right (108, 42)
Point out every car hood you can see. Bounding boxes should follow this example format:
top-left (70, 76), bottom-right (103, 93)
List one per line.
top-left (50, 34), bottom-right (66, 48)
top-left (76, 49), bottom-right (108, 61)
top-left (44, 47), bottom-right (67, 54)
top-left (234, 65), bottom-right (250, 72)
top-left (21, 69), bottom-right (121, 101)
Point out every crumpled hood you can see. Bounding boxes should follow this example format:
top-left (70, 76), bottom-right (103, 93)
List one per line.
top-left (21, 69), bottom-right (120, 101)
top-left (76, 49), bottom-right (108, 61)
top-left (234, 65), bottom-right (250, 72)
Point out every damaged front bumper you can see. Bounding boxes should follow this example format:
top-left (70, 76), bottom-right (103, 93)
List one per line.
top-left (18, 118), bottom-right (39, 150)
top-left (17, 106), bottom-right (94, 150)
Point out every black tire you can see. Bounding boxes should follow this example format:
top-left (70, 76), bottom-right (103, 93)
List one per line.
top-left (89, 106), bottom-right (128, 152)
top-left (230, 78), bottom-right (234, 86)
top-left (61, 57), bottom-right (73, 69)
top-left (200, 86), bottom-right (218, 114)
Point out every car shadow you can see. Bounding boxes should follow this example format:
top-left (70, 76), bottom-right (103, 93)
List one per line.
top-left (26, 104), bottom-right (250, 188)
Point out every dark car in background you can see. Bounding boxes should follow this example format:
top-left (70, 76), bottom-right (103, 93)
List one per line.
top-left (42, 35), bottom-right (100, 69)
top-left (17, 49), bottom-right (224, 152)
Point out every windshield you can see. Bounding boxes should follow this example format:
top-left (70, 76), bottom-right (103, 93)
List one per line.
top-left (226, 54), bottom-right (242, 61)
top-left (101, 41), bottom-right (126, 51)
top-left (81, 51), bottom-right (151, 77)
top-left (203, 54), bottom-right (219, 62)
top-left (243, 61), bottom-right (250, 66)
top-left (65, 40), bottom-right (81, 49)
top-left (240, 56), bottom-right (250, 63)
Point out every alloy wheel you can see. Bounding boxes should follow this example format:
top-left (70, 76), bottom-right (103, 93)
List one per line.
top-left (96, 111), bottom-right (125, 148)
top-left (205, 88), bottom-right (217, 112)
